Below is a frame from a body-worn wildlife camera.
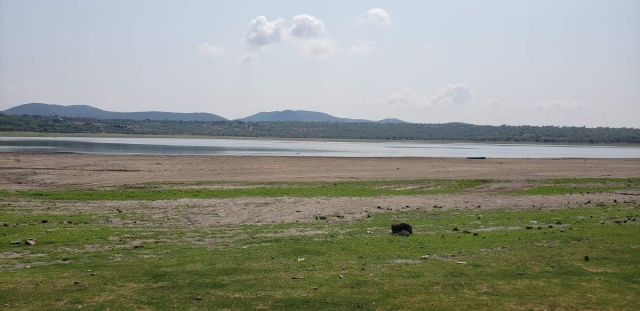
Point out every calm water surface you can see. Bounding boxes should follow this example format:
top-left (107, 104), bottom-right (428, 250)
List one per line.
top-left (1, 137), bottom-right (639, 158)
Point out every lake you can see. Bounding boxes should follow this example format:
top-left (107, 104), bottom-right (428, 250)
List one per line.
top-left (0, 137), bottom-right (639, 158)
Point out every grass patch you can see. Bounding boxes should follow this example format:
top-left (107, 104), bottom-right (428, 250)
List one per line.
top-left (0, 179), bottom-right (490, 201)
top-left (509, 178), bottom-right (640, 195)
top-left (1, 204), bottom-right (639, 310)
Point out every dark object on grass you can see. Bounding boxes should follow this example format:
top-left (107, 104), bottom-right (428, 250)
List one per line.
top-left (452, 227), bottom-right (459, 231)
top-left (41, 219), bottom-right (48, 224)
top-left (391, 223), bottom-right (413, 235)
top-left (584, 255), bottom-right (590, 262)
top-left (398, 230), bottom-right (411, 236)
top-left (556, 220), bottom-right (563, 225)
top-left (526, 226), bottom-right (534, 229)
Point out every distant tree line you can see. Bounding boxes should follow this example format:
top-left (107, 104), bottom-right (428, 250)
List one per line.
top-left (1, 114), bottom-right (639, 144)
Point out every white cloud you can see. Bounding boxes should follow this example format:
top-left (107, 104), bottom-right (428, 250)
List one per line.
top-left (349, 40), bottom-right (376, 57)
top-left (361, 8), bottom-right (391, 27)
top-left (289, 14), bottom-right (326, 38)
top-left (243, 16), bottom-right (286, 48)
top-left (197, 43), bottom-right (225, 58)
top-left (536, 99), bottom-right (587, 110)
top-left (238, 51), bottom-right (259, 64)
top-left (383, 84), bottom-right (473, 108)
top-left (386, 87), bottom-right (429, 106)
top-left (297, 38), bottom-right (339, 59)
top-left (429, 84), bottom-right (473, 107)
top-left (240, 14), bottom-right (338, 62)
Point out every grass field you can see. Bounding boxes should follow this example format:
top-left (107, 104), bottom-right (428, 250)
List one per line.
top-left (1, 179), bottom-right (639, 310)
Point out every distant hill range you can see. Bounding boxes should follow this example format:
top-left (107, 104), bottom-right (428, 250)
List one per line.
top-left (2, 103), bottom-right (227, 122)
top-left (240, 110), bottom-right (406, 123)
top-left (2, 103), bottom-right (407, 123)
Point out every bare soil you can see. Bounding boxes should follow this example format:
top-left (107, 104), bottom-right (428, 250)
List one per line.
top-left (1, 153), bottom-right (639, 189)
top-left (1, 153), bottom-right (638, 227)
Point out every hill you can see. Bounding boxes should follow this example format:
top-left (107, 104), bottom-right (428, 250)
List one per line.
top-left (3, 103), bottom-right (228, 122)
top-left (240, 110), bottom-right (406, 123)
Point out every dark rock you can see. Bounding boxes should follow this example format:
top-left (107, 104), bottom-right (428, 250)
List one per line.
top-left (10, 240), bottom-right (21, 245)
top-left (548, 225), bottom-right (553, 228)
top-left (556, 220), bottom-right (563, 225)
top-left (526, 226), bottom-right (534, 230)
top-left (73, 281), bottom-right (80, 285)
top-left (133, 243), bottom-right (143, 249)
top-left (91, 273), bottom-right (96, 276)
top-left (584, 255), bottom-right (590, 262)
top-left (391, 223), bottom-right (413, 235)
top-left (194, 296), bottom-right (202, 301)
top-left (41, 220), bottom-right (48, 224)
top-left (315, 215), bottom-right (327, 220)
top-left (614, 220), bottom-right (622, 224)
top-left (452, 227), bottom-right (459, 231)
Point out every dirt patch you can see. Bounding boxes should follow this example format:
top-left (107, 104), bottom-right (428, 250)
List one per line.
top-left (1, 154), bottom-right (639, 189)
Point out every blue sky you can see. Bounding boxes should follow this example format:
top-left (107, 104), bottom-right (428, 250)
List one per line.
top-left (1, 0), bottom-right (638, 127)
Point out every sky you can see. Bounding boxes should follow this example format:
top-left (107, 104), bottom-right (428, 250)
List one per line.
top-left (1, 0), bottom-right (639, 127)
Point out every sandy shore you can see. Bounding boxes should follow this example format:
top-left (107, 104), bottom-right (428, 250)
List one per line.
top-left (1, 153), bottom-right (639, 189)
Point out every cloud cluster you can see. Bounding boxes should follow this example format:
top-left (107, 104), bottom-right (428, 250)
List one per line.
top-left (197, 43), bottom-right (225, 58)
top-left (385, 84), bottom-right (473, 108)
top-left (361, 8), bottom-right (391, 27)
top-left (239, 14), bottom-right (339, 62)
top-left (349, 40), bottom-right (376, 57)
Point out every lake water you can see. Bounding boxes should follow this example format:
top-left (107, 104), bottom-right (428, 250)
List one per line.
top-left (1, 137), bottom-right (639, 158)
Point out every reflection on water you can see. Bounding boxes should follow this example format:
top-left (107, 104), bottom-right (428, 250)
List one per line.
top-left (1, 137), bottom-right (639, 158)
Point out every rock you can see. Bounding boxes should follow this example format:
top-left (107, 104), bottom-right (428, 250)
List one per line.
top-left (398, 230), bottom-right (411, 236)
top-left (548, 225), bottom-right (553, 229)
top-left (525, 226), bottom-right (534, 230)
top-left (556, 220), bottom-right (563, 225)
top-left (25, 239), bottom-right (36, 246)
top-left (10, 240), bottom-right (21, 245)
top-left (315, 215), bottom-right (327, 220)
top-left (452, 227), bottom-right (459, 231)
top-left (391, 223), bottom-right (413, 235)
top-left (91, 273), bottom-right (96, 276)
top-left (73, 281), bottom-right (80, 285)
top-left (339, 275), bottom-right (344, 279)
top-left (133, 243), bottom-right (143, 249)
top-left (194, 296), bottom-right (202, 301)
top-left (421, 255), bottom-right (430, 259)
top-left (473, 232), bottom-right (479, 236)
top-left (614, 220), bottom-right (622, 225)
top-left (313, 287), bottom-right (319, 290)
top-left (584, 255), bottom-right (590, 261)
top-left (41, 220), bottom-right (48, 224)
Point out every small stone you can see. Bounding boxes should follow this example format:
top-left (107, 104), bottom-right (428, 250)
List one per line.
top-left (548, 225), bottom-right (553, 228)
top-left (41, 220), bottom-right (48, 224)
top-left (73, 281), bottom-right (80, 285)
top-left (10, 240), bottom-right (21, 245)
top-left (313, 287), bottom-right (318, 290)
top-left (91, 273), bottom-right (96, 276)
top-left (556, 220), bottom-right (563, 225)
top-left (420, 255), bottom-right (430, 259)
top-left (194, 296), bottom-right (202, 301)
top-left (133, 244), bottom-right (143, 249)
top-left (525, 226), bottom-right (534, 230)
top-left (25, 239), bottom-right (36, 246)
top-left (584, 255), bottom-right (590, 262)
top-left (452, 227), bottom-right (459, 231)
top-left (339, 275), bottom-right (344, 279)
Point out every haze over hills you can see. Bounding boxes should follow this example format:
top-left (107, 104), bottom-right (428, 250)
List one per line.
top-left (2, 103), bottom-right (407, 123)
top-left (2, 103), bottom-right (228, 122)
top-left (240, 110), bottom-right (406, 123)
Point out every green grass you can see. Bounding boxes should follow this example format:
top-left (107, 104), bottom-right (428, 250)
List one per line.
top-left (509, 178), bottom-right (640, 195)
top-left (0, 179), bottom-right (489, 201)
top-left (1, 204), bottom-right (639, 310)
